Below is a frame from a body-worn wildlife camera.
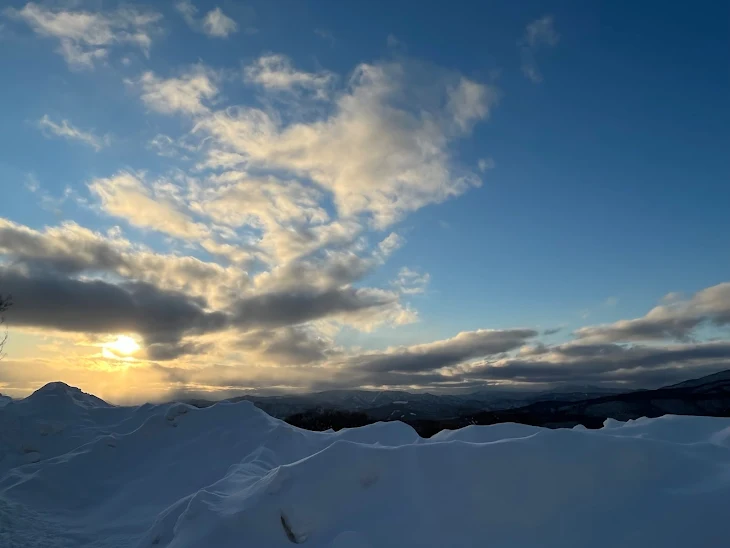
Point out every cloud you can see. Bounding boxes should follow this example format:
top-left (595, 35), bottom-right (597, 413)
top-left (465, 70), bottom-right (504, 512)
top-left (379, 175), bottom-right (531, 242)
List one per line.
top-left (176, 1), bottom-right (240, 38)
top-left (235, 326), bottom-right (338, 365)
top-left (5, 215), bottom-right (730, 395)
top-left (231, 287), bottom-right (404, 330)
top-left (0, 216), bottom-right (411, 338)
top-left (392, 267), bottom-right (430, 295)
top-left (244, 53), bottom-right (335, 98)
top-left (0, 218), bottom-right (253, 313)
top-left (88, 171), bottom-right (209, 240)
top-left (346, 328), bottom-right (538, 375)
top-left (145, 340), bottom-right (210, 361)
top-left (448, 77), bottom-right (496, 132)
top-left (24, 175), bottom-right (70, 213)
top-left (202, 7), bottom-right (237, 38)
top-left (0, 267), bottom-right (226, 346)
top-left (575, 283), bottom-right (730, 343)
top-left (386, 34), bottom-right (401, 48)
top-left (175, 0), bottom-right (198, 27)
top-left (189, 173), bottom-right (328, 232)
top-left (147, 134), bottom-right (193, 159)
top-left (314, 28), bottom-right (335, 46)
top-left (478, 157), bottom-right (495, 173)
top-left (463, 340), bottom-right (730, 388)
top-left (520, 15), bottom-right (559, 83)
top-left (4, 3), bottom-right (161, 69)
top-left (197, 59), bottom-right (498, 229)
top-left (134, 67), bottom-right (218, 115)
top-left (37, 115), bottom-right (109, 150)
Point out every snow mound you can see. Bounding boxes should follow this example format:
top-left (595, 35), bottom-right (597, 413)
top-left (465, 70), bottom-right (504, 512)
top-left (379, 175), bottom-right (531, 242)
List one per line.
top-left (1, 384), bottom-right (730, 547)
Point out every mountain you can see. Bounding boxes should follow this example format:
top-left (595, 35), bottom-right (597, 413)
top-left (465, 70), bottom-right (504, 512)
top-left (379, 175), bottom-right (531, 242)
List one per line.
top-left (185, 385), bottom-right (632, 422)
top-left (664, 369), bottom-right (730, 390)
top-left (279, 369), bottom-right (730, 435)
top-left (457, 369), bottom-right (730, 430)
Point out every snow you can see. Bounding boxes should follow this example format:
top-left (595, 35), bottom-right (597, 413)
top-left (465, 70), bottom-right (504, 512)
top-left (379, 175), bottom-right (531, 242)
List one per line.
top-left (2, 384), bottom-right (730, 547)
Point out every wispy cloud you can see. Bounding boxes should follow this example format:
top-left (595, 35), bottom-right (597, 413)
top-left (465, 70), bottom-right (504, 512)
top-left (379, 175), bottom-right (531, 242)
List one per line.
top-left (202, 7), bottom-right (238, 38)
top-left (88, 171), bottom-right (209, 240)
top-left (392, 267), bottom-right (430, 295)
top-left (4, 2), bottom-right (162, 69)
top-left (38, 115), bottom-right (109, 150)
top-left (314, 28), bottom-right (335, 46)
top-left (519, 15), bottom-right (560, 83)
top-left (175, 1), bottom-right (241, 38)
top-left (478, 157), bottom-right (495, 173)
top-left (132, 66), bottom-right (219, 115)
top-left (243, 53), bottom-right (335, 98)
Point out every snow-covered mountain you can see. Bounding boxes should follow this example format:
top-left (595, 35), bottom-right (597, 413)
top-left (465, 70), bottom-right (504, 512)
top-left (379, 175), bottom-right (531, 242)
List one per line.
top-left (2, 381), bottom-right (730, 547)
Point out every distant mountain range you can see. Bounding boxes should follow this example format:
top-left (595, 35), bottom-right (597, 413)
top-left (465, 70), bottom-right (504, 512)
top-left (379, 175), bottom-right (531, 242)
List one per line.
top-left (183, 370), bottom-right (730, 436)
top-left (185, 385), bottom-right (629, 421)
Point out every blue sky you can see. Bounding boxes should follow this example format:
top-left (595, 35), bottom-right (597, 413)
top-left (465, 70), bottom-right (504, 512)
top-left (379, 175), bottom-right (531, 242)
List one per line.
top-left (0, 1), bottom-right (728, 401)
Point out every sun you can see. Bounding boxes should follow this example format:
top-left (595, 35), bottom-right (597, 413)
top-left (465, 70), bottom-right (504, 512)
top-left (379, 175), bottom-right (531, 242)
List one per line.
top-left (106, 335), bottom-right (140, 356)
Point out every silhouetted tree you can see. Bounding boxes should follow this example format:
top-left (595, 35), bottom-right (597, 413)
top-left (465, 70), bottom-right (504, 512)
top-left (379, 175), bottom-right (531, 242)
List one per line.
top-left (0, 294), bottom-right (12, 359)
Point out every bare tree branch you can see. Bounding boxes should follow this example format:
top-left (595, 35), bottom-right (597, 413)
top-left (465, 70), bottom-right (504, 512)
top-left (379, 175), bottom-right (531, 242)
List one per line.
top-left (0, 294), bottom-right (12, 360)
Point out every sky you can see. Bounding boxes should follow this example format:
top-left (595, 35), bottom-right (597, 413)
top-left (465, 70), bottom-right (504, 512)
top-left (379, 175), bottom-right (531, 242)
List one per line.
top-left (0, 0), bottom-right (729, 402)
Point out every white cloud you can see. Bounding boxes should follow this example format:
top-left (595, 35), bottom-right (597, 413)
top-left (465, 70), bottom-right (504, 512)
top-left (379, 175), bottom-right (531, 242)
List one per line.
top-left (176, 1), bottom-right (239, 38)
top-left (24, 174), bottom-right (69, 213)
top-left (198, 59), bottom-right (497, 229)
top-left (448, 77), bottom-right (496, 132)
top-left (202, 7), bottom-right (237, 38)
top-left (377, 233), bottom-right (405, 258)
top-left (88, 171), bottom-right (209, 240)
top-left (244, 54), bottom-right (335, 98)
top-left (135, 67), bottom-right (218, 115)
top-left (175, 0), bottom-right (198, 27)
top-left (190, 173), bottom-right (327, 230)
top-left (478, 157), bottom-right (495, 173)
top-left (4, 3), bottom-right (162, 69)
top-left (38, 115), bottom-right (109, 150)
top-left (524, 16), bottom-right (560, 48)
top-left (520, 15), bottom-right (560, 83)
top-left (392, 267), bottom-right (430, 295)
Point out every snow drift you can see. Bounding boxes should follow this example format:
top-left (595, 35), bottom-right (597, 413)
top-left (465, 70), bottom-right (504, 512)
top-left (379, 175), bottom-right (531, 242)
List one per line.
top-left (1, 383), bottom-right (729, 547)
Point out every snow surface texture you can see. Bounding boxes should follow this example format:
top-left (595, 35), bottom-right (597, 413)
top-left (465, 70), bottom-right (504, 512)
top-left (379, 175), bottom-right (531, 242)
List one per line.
top-left (2, 383), bottom-right (730, 547)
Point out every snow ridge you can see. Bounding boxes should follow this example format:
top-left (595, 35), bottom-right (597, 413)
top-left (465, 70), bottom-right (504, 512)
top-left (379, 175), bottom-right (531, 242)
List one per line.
top-left (1, 383), bottom-right (730, 547)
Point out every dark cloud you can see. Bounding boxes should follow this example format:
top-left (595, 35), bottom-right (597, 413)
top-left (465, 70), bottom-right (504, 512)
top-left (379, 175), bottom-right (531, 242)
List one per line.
top-left (346, 329), bottom-right (538, 374)
top-left (542, 327), bottom-right (562, 335)
top-left (575, 316), bottom-right (700, 344)
top-left (0, 221), bottom-right (126, 274)
top-left (0, 268), bottom-right (226, 345)
top-left (462, 342), bottom-right (730, 387)
top-left (236, 327), bottom-right (337, 365)
top-left (231, 287), bottom-right (398, 328)
top-left (575, 283), bottom-right (730, 344)
top-left (146, 341), bottom-right (212, 361)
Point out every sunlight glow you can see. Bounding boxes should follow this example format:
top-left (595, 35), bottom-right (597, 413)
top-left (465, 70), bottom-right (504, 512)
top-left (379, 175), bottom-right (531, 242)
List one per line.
top-left (106, 335), bottom-right (140, 356)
